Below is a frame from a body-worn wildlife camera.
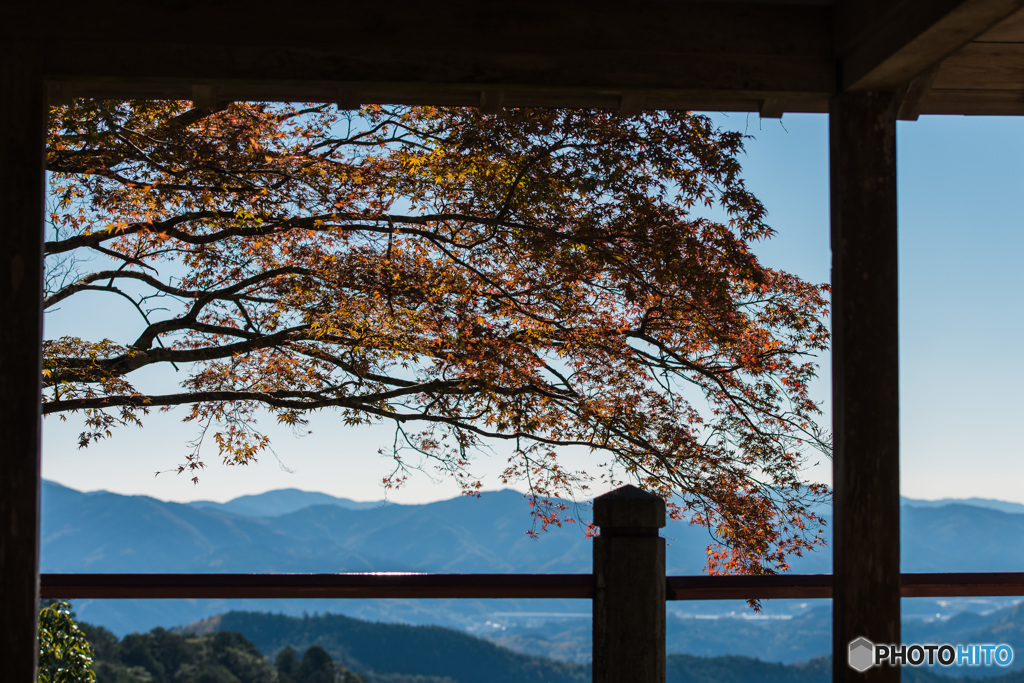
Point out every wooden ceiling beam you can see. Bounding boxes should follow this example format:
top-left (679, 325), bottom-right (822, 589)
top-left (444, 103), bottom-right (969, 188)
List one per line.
top-left (24, 1), bottom-right (834, 108)
top-left (837, 0), bottom-right (1024, 91)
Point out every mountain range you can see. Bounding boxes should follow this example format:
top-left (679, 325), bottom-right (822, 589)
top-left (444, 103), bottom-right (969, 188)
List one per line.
top-left (189, 489), bottom-right (382, 517)
top-left (42, 480), bottom-right (1024, 669)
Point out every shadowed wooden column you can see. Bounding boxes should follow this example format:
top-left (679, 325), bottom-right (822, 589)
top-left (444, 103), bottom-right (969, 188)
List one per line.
top-left (829, 90), bottom-right (901, 682)
top-left (0, 42), bottom-right (46, 681)
top-left (593, 485), bottom-right (666, 683)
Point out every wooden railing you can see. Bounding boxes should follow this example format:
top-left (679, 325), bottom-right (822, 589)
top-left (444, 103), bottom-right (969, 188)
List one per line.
top-left (38, 486), bottom-right (1024, 682)
top-left (40, 570), bottom-right (1024, 600)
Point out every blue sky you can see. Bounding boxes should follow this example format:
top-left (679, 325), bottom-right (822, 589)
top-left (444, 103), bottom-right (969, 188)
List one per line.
top-left (41, 111), bottom-right (1024, 505)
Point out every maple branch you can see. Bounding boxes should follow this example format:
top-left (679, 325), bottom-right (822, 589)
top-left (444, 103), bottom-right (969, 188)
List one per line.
top-left (45, 270), bottom-right (201, 308)
top-left (43, 101), bottom-right (831, 576)
top-left (44, 211), bottom-right (238, 254)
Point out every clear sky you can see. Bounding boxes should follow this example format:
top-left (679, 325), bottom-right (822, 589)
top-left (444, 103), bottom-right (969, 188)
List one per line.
top-left (41, 111), bottom-right (1024, 505)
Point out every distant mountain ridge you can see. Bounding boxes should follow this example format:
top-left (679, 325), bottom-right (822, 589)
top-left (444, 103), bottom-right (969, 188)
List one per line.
top-left (189, 488), bottom-right (383, 517)
top-left (56, 479), bottom-right (1024, 518)
top-left (42, 479), bottom-right (1024, 668)
top-left (900, 496), bottom-right (1024, 516)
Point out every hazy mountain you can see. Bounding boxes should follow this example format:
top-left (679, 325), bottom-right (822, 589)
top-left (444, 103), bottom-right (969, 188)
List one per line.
top-left (45, 479), bottom-right (1024, 578)
top-left (40, 480), bottom-right (812, 576)
top-left (901, 504), bottom-right (1024, 573)
top-left (190, 488), bottom-right (382, 517)
top-left (901, 496), bottom-right (1024, 516)
top-left (41, 481), bottom-right (597, 575)
top-left (41, 480), bottom-right (1024, 667)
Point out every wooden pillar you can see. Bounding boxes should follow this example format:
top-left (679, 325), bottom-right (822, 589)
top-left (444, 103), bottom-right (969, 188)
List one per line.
top-left (593, 485), bottom-right (666, 683)
top-left (0, 42), bottom-right (47, 681)
top-left (829, 90), bottom-right (901, 682)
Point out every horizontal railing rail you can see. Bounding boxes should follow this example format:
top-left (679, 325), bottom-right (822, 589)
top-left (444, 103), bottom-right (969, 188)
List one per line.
top-left (39, 573), bottom-right (594, 599)
top-left (40, 572), bottom-right (1024, 601)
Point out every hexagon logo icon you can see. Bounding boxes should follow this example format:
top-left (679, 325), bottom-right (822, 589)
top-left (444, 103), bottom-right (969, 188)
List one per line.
top-left (849, 637), bottom-right (875, 672)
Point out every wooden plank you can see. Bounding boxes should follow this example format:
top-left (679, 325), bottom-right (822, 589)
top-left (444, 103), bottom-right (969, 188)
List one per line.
top-left (829, 90), bottom-right (901, 683)
top-left (920, 87), bottom-right (1024, 115)
top-left (974, 6), bottom-right (1024, 40)
top-left (14, 2), bottom-right (1024, 115)
top-left (39, 572), bottom-right (1024, 601)
top-left (41, 573), bottom-right (596, 600)
top-left (0, 41), bottom-right (46, 683)
top-left (38, 43), bottom-right (833, 102)
top-left (668, 575), bottom-right (832, 600)
top-left (10, 2), bottom-right (832, 57)
top-left (7, 2), bottom-right (832, 108)
top-left (902, 573), bottom-right (1024, 597)
top-left (669, 573), bottom-right (1024, 600)
top-left (932, 42), bottom-right (1024, 90)
top-left (41, 78), bottom-right (829, 113)
top-left (837, 0), bottom-right (1024, 90)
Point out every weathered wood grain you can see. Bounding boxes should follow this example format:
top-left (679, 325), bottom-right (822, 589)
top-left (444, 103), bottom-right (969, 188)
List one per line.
top-left (593, 486), bottom-right (666, 683)
top-left (0, 41), bottom-right (46, 683)
top-left (838, 0), bottom-right (1024, 90)
top-left (829, 89), bottom-right (901, 683)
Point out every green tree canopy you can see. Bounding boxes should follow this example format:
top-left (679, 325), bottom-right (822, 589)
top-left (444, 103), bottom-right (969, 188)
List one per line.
top-left (38, 600), bottom-right (97, 683)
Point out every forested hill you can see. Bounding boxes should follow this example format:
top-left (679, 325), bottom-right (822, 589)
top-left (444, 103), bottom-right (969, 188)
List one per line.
top-left (188, 611), bottom-right (589, 683)
top-left (186, 611), bottom-right (1024, 683)
top-left (79, 623), bottom-right (367, 683)
top-left (70, 606), bottom-right (1024, 683)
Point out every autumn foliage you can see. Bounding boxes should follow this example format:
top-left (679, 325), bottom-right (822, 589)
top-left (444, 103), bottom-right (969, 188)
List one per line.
top-left (44, 101), bottom-right (830, 575)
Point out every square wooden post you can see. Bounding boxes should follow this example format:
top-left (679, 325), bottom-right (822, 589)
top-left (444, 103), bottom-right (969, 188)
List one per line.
top-left (829, 90), bottom-right (902, 682)
top-left (0, 42), bottom-right (47, 681)
top-left (593, 485), bottom-right (666, 683)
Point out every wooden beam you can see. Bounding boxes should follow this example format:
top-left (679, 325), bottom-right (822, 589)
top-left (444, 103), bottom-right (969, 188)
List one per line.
top-left (336, 86), bottom-right (362, 111)
top-left (46, 81), bottom-right (74, 106)
top-left (920, 88), bottom-right (1024, 115)
top-left (973, 5), bottom-right (1024, 39)
top-left (915, 41), bottom-right (1024, 115)
top-left (829, 90), bottom-right (901, 683)
top-left (837, 0), bottom-right (1024, 91)
top-left (11, 2), bottom-right (833, 108)
top-left (759, 98), bottom-right (787, 118)
top-left (40, 573), bottom-right (596, 600)
top-left (897, 63), bottom-right (941, 120)
top-left (931, 42), bottom-right (1024, 90)
top-left (39, 571), bottom-right (1024, 601)
top-left (478, 89), bottom-right (505, 114)
top-left (39, 79), bottom-right (832, 115)
top-left (618, 92), bottom-right (647, 116)
top-left (0, 41), bottom-right (46, 683)
top-left (191, 85), bottom-right (233, 110)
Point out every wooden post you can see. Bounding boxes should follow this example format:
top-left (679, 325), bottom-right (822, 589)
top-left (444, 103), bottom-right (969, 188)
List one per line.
top-left (829, 90), bottom-right (902, 682)
top-left (0, 42), bottom-right (47, 681)
top-left (593, 485), bottom-right (666, 683)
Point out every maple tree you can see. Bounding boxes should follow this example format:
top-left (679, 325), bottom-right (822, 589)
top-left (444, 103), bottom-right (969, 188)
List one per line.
top-left (44, 100), bottom-right (830, 575)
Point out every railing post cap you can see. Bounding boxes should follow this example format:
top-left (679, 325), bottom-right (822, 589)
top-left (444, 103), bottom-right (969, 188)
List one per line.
top-left (593, 485), bottom-right (666, 530)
